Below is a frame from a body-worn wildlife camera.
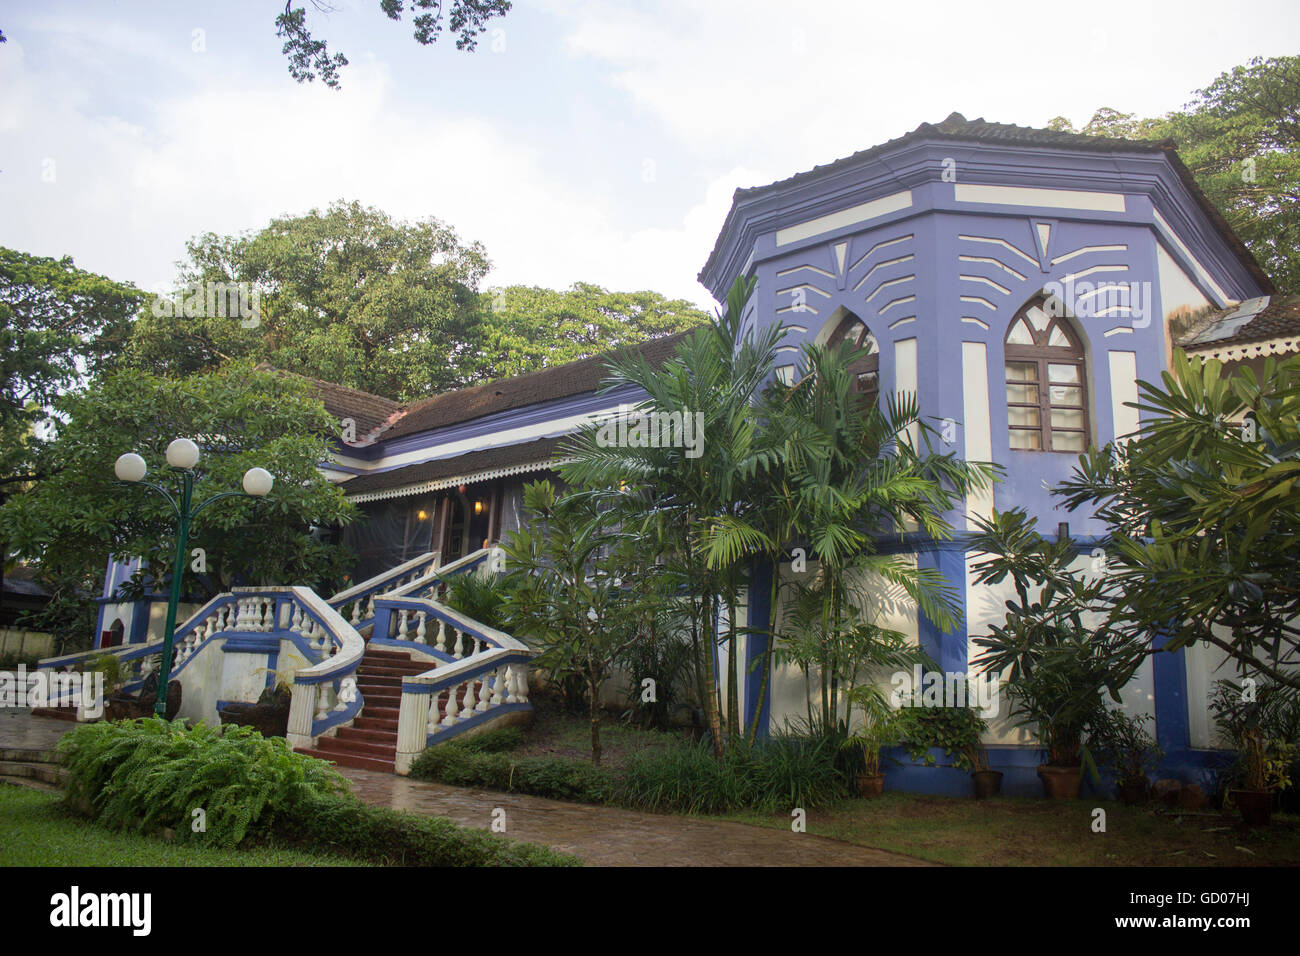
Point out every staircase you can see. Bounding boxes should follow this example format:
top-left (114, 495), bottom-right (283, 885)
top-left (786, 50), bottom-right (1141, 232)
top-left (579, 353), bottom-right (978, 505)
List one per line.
top-left (0, 748), bottom-right (66, 792)
top-left (293, 646), bottom-right (478, 773)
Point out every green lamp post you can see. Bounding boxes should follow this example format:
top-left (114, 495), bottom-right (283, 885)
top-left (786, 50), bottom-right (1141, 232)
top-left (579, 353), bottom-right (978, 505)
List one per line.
top-left (114, 438), bottom-right (275, 717)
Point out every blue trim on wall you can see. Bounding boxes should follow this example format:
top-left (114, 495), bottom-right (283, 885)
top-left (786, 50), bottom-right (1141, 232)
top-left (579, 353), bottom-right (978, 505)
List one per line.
top-left (423, 701), bottom-right (532, 747)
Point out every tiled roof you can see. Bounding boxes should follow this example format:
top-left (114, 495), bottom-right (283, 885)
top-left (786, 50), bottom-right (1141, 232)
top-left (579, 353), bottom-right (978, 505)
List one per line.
top-left (733, 113), bottom-right (1163, 204)
top-left (379, 330), bottom-right (692, 440)
top-left (338, 436), bottom-right (565, 498)
top-left (703, 113), bottom-right (1274, 294)
top-left (258, 365), bottom-right (403, 440)
top-left (1177, 295), bottom-right (1300, 352)
top-left (264, 329), bottom-right (694, 446)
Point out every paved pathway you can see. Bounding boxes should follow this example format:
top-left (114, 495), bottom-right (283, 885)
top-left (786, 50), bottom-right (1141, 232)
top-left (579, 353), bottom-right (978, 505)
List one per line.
top-left (340, 767), bottom-right (933, 867)
top-left (0, 710), bottom-right (931, 866)
top-left (0, 708), bottom-right (73, 754)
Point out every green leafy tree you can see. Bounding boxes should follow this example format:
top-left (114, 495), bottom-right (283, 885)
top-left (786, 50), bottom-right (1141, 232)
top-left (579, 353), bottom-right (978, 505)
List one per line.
top-left (0, 247), bottom-right (143, 620)
top-left (750, 340), bottom-right (994, 735)
top-left (1056, 350), bottom-right (1300, 691)
top-left (0, 364), bottom-right (357, 647)
top-left (500, 480), bottom-right (652, 765)
top-left (1052, 55), bottom-right (1300, 293)
top-left (276, 0), bottom-right (511, 89)
top-left (471, 283), bottom-right (709, 382)
top-left (560, 276), bottom-right (782, 755)
top-left (123, 201), bottom-right (490, 400)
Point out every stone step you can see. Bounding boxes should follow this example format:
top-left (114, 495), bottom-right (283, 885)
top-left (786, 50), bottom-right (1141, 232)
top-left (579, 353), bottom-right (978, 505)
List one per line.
top-left (294, 747), bottom-right (393, 774)
top-left (0, 775), bottom-right (62, 794)
top-left (335, 726), bottom-right (395, 745)
top-left (0, 748), bottom-right (63, 765)
top-left (352, 715), bottom-right (399, 733)
top-left (313, 736), bottom-right (396, 760)
top-left (0, 761), bottom-right (66, 786)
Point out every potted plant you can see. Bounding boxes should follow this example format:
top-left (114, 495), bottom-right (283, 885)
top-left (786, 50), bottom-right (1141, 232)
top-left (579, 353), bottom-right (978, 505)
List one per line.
top-left (896, 687), bottom-right (1001, 797)
top-left (968, 510), bottom-right (1144, 800)
top-left (1093, 709), bottom-right (1162, 805)
top-left (843, 685), bottom-right (899, 797)
top-left (1211, 680), bottom-right (1295, 826)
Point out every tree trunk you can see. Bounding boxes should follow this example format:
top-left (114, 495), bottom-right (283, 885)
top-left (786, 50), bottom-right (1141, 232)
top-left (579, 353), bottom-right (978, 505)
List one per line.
top-left (589, 675), bottom-right (602, 766)
top-left (703, 590), bottom-right (725, 758)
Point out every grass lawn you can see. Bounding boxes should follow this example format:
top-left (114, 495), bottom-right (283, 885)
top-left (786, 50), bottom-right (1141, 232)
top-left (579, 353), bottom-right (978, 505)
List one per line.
top-left (723, 792), bottom-right (1300, 866)
top-left (0, 784), bottom-right (371, 867)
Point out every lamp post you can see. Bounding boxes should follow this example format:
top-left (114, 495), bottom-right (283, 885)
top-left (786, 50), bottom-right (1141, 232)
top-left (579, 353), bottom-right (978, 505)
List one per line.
top-left (114, 439), bottom-right (274, 717)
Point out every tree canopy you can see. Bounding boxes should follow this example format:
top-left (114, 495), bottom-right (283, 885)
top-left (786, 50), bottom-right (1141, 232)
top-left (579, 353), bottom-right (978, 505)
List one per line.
top-left (276, 0), bottom-right (511, 89)
top-left (1049, 55), bottom-right (1300, 294)
top-left (468, 283), bottom-right (709, 382)
top-left (124, 201), bottom-right (490, 401)
top-left (123, 203), bottom-right (709, 401)
top-left (0, 364), bottom-right (356, 628)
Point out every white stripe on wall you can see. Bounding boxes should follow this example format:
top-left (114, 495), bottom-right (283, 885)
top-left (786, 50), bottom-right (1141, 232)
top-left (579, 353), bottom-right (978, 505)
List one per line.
top-left (962, 341), bottom-right (993, 525)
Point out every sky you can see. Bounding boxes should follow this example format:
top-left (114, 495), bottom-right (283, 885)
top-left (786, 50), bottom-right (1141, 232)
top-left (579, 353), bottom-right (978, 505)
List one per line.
top-left (2, 0), bottom-right (1298, 311)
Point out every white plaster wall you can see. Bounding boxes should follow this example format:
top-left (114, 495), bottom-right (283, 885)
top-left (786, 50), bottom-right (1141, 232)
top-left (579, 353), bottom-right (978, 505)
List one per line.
top-left (962, 340), bottom-right (994, 525)
top-left (1108, 350), bottom-right (1141, 442)
top-left (176, 639), bottom-right (226, 727)
top-left (765, 557), bottom-right (920, 734)
top-left (965, 551), bottom-right (1156, 747)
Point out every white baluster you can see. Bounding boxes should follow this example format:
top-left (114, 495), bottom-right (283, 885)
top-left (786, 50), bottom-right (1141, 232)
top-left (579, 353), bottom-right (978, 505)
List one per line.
top-left (365, 594), bottom-right (376, 620)
top-left (427, 694), bottom-right (442, 734)
top-left (451, 628), bottom-right (463, 659)
top-left (315, 683), bottom-right (333, 721)
top-left (476, 672), bottom-right (492, 712)
top-left (397, 608), bottom-right (409, 641)
top-left (515, 668), bottom-right (530, 703)
top-left (440, 687), bottom-right (458, 728)
top-left (350, 600), bottom-right (361, 625)
top-left (435, 620), bottom-right (447, 653)
top-left (415, 612), bottom-right (427, 644)
top-left (492, 665), bottom-right (508, 706)
top-left (458, 679), bottom-right (477, 719)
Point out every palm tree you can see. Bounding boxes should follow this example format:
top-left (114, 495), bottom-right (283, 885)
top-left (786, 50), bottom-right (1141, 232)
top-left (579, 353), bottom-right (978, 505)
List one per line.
top-left (560, 276), bottom-right (784, 755)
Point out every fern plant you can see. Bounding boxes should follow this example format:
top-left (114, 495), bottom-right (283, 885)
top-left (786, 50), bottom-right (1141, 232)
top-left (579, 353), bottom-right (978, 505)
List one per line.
top-left (58, 718), bottom-right (349, 848)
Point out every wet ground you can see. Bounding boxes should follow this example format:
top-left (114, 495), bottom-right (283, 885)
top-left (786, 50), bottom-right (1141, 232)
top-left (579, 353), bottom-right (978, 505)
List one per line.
top-left (1, 710), bottom-right (930, 866)
top-left (339, 767), bottom-right (932, 866)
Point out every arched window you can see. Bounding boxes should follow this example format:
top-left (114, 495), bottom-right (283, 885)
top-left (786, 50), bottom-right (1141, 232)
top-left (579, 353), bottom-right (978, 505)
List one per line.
top-left (825, 312), bottom-right (880, 405)
top-left (1004, 298), bottom-right (1088, 452)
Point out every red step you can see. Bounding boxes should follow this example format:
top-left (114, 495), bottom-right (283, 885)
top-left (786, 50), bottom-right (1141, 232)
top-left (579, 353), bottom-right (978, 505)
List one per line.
top-left (295, 746), bottom-right (393, 773)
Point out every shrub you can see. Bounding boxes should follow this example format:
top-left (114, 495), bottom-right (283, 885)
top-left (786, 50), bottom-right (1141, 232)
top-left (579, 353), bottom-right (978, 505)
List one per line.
top-left (451, 727), bottom-right (525, 754)
top-left (0, 650), bottom-right (41, 670)
top-left (58, 718), bottom-right (348, 848)
top-left (274, 795), bottom-right (581, 867)
top-left (57, 718), bottom-right (579, 866)
top-left (410, 742), bottom-right (618, 804)
top-left (619, 736), bottom-right (844, 814)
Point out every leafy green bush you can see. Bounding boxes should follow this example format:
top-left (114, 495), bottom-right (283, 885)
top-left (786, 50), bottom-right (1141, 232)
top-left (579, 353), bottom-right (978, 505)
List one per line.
top-left (58, 718), bottom-right (348, 848)
top-left (451, 727), bottom-right (526, 754)
top-left (410, 743), bottom-right (617, 804)
top-left (0, 650), bottom-right (41, 670)
top-left (57, 718), bottom-right (578, 866)
top-left (444, 572), bottom-right (509, 631)
top-left (619, 737), bottom-right (843, 814)
top-left (274, 795), bottom-right (581, 867)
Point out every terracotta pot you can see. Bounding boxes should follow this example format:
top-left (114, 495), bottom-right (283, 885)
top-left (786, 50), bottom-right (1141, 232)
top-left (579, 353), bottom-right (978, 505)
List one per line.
top-left (1117, 779), bottom-right (1148, 805)
top-left (1232, 789), bottom-right (1273, 827)
top-left (855, 773), bottom-right (885, 798)
top-left (1037, 764), bottom-right (1082, 799)
top-left (971, 770), bottom-right (1003, 799)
